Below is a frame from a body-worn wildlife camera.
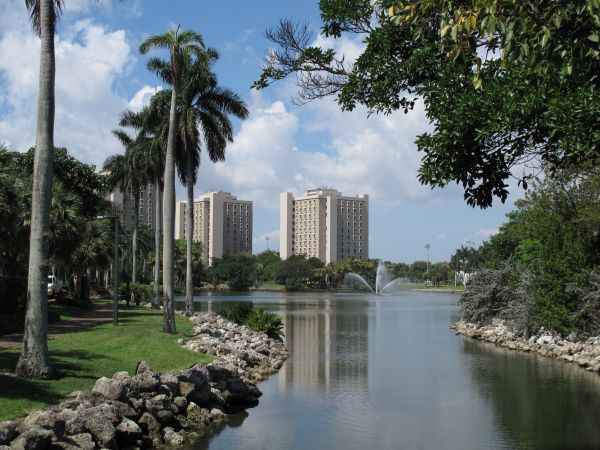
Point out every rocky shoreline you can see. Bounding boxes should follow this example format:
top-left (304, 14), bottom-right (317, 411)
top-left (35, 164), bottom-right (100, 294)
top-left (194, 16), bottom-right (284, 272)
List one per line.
top-left (0, 313), bottom-right (287, 449)
top-left (452, 319), bottom-right (600, 374)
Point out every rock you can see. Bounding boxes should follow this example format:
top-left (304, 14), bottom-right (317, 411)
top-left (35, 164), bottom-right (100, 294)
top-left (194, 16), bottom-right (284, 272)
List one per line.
top-left (23, 411), bottom-right (65, 438)
top-left (0, 421), bottom-right (17, 445)
top-left (135, 361), bottom-right (154, 376)
top-left (155, 409), bottom-right (174, 425)
top-left (111, 371), bottom-right (132, 388)
top-left (163, 428), bottom-right (184, 447)
top-left (209, 408), bottom-right (225, 420)
top-left (9, 427), bottom-right (53, 450)
top-left (137, 413), bottom-right (161, 442)
top-left (92, 377), bottom-right (128, 402)
top-left (82, 411), bottom-right (116, 449)
top-left (133, 362), bottom-right (160, 392)
top-left (144, 394), bottom-right (171, 416)
top-left (57, 410), bottom-right (86, 436)
top-left (173, 397), bottom-right (188, 413)
top-left (186, 403), bottom-right (209, 428)
top-left (115, 418), bottom-right (142, 447)
top-left (177, 381), bottom-right (195, 398)
top-left (50, 433), bottom-right (95, 450)
top-left (159, 373), bottom-right (179, 392)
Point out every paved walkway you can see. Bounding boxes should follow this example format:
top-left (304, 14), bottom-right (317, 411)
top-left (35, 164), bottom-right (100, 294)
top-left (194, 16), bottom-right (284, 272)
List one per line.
top-left (0, 301), bottom-right (113, 350)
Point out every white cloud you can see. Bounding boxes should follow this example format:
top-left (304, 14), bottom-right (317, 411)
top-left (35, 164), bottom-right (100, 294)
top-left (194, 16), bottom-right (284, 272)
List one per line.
top-left (435, 233), bottom-right (447, 241)
top-left (129, 85), bottom-right (162, 112)
top-left (191, 89), bottom-right (458, 213)
top-left (0, 0), bottom-right (136, 168)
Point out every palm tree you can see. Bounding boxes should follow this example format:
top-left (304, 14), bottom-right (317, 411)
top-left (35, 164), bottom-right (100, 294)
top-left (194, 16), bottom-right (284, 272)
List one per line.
top-left (177, 56), bottom-right (249, 315)
top-left (112, 130), bottom-right (154, 284)
top-left (139, 27), bottom-right (205, 333)
top-left (16, 0), bottom-right (62, 379)
top-left (119, 96), bottom-right (169, 308)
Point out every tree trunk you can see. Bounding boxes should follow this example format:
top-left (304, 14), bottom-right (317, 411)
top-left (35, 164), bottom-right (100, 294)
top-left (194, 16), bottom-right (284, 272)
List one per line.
top-left (16, 0), bottom-right (54, 379)
top-left (132, 192), bottom-right (139, 284)
top-left (185, 153), bottom-right (194, 316)
top-left (153, 183), bottom-right (162, 308)
top-left (162, 86), bottom-right (178, 333)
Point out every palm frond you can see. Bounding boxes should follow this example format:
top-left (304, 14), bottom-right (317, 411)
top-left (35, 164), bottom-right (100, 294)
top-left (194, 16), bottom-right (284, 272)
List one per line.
top-left (25, 0), bottom-right (63, 36)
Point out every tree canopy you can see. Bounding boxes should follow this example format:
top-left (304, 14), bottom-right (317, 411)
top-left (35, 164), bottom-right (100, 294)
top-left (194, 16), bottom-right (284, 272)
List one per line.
top-left (255, 0), bottom-right (600, 207)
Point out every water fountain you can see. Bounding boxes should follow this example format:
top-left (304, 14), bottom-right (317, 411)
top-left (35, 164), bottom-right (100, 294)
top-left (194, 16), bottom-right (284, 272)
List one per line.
top-left (343, 261), bottom-right (407, 294)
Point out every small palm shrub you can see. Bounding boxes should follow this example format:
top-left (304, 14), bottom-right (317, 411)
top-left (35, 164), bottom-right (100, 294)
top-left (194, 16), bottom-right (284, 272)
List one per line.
top-left (216, 302), bottom-right (254, 325)
top-left (244, 308), bottom-right (284, 340)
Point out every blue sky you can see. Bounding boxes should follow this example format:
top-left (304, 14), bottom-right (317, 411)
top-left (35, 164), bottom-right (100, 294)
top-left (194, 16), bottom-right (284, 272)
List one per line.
top-left (0, 0), bottom-right (517, 263)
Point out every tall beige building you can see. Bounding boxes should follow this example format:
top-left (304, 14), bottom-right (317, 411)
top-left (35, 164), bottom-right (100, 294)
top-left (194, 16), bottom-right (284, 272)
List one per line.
top-left (175, 191), bottom-right (253, 266)
top-left (280, 187), bottom-right (369, 263)
top-left (107, 183), bottom-right (157, 231)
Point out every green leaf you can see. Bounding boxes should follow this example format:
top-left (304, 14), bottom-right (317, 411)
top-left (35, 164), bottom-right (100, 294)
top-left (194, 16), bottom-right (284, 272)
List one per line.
top-left (588, 33), bottom-right (600, 42)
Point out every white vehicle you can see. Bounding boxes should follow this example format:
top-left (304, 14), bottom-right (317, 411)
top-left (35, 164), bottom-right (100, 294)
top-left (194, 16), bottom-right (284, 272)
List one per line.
top-left (47, 275), bottom-right (62, 298)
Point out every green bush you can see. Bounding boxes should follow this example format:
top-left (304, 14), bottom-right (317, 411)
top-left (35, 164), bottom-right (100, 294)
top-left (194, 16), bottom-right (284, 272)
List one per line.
top-left (244, 308), bottom-right (284, 340)
top-left (130, 283), bottom-right (153, 304)
top-left (216, 302), bottom-right (254, 325)
top-left (216, 302), bottom-right (284, 340)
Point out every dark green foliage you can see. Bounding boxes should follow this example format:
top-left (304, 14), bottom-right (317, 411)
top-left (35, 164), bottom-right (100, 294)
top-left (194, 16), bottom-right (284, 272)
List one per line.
top-left (460, 269), bottom-right (513, 325)
top-left (216, 302), bottom-right (284, 340)
top-left (0, 147), bottom-right (113, 311)
top-left (459, 171), bottom-right (600, 336)
top-left (216, 302), bottom-right (254, 325)
top-left (244, 308), bottom-right (284, 340)
top-left (256, 0), bottom-right (600, 207)
top-left (568, 271), bottom-right (600, 337)
top-left (129, 283), bottom-right (154, 304)
top-left (208, 255), bottom-right (254, 291)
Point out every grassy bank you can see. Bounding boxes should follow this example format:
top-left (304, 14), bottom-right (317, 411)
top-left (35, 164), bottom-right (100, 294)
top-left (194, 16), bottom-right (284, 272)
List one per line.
top-left (0, 306), bottom-right (212, 421)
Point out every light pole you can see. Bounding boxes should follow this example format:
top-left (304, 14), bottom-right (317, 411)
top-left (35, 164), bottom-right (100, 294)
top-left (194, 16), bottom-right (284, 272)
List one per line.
top-left (98, 214), bottom-right (119, 326)
top-left (112, 216), bottom-right (119, 326)
top-left (425, 243), bottom-right (430, 286)
top-left (265, 235), bottom-right (271, 251)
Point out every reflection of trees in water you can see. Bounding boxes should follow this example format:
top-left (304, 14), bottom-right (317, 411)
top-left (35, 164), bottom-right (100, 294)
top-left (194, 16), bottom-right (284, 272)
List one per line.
top-left (278, 300), bottom-right (369, 392)
top-left (462, 338), bottom-right (600, 449)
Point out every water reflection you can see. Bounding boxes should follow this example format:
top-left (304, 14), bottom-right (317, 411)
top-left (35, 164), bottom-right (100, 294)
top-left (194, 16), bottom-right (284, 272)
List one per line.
top-left (463, 338), bottom-right (600, 449)
top-left (277, 298), bottom-right (369, 394)
top-left (177, 292), bottom-right (600, 450)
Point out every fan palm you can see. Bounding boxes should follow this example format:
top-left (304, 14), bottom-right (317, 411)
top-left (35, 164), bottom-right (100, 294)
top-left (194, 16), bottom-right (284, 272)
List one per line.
top-left (139, 26), bottom-right (206, 333)
top-left (177, 56), bottom-right (249, 315)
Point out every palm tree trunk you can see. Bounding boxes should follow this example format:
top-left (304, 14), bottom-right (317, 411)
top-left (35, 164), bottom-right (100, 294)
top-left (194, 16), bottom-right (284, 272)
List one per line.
top-left (16, 0), bottom-right (54, 379)
top-left (162, 87), bottom-right (178, 333)
top-left (185, 152), bottom-right (194, 316)
top-left (132, 192), bottom-right (139, 284)
top-left (153, 183), bottom-right (161, 308)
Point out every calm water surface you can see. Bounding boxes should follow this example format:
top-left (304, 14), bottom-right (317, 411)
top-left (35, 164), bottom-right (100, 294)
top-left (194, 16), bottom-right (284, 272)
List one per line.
top-left (175, 291), bottom-right (600, 450)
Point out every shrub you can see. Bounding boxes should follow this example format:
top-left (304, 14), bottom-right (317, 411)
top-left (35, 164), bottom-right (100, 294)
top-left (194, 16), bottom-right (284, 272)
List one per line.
top-left (569, 270), bottom-right (600, 337)
top-left (460, 269), bottom-right (512, 325)
top-left (216, 302), bottom-right (254, 325)
top-left (244, 308), bottom-right (284, 340)
top-left (130, 283), bottom-right (153, 305)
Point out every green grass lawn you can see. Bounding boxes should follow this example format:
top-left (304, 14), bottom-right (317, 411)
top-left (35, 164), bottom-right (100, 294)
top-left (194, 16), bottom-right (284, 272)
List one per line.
top-left (0, 306), bottom-right (212, 421)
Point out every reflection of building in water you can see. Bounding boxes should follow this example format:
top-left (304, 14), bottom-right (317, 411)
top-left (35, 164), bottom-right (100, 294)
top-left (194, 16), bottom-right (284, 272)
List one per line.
top-left (278, 300), bottom-right (369, 392)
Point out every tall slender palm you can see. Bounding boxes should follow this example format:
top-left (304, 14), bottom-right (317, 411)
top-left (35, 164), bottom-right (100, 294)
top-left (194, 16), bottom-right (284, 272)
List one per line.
top-left (16, 0), bottom-right (62, 379)
top-left (103, 134), bottom-right (151, 285)
top-left (177, 56), bottom-right (249, 315)
top-left (139, 27), bottom-right (205, 333)
top-left (120, 95), bottom-right (169, 308)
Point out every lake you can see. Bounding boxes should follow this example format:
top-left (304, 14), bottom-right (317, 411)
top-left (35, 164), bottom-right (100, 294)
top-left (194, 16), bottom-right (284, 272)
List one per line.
top-left (175, 291), bottom-right (600, 450)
